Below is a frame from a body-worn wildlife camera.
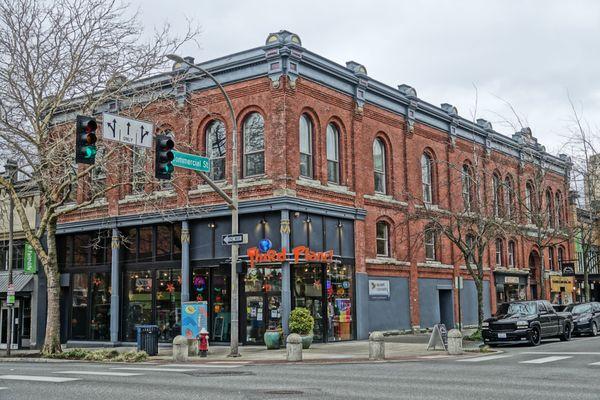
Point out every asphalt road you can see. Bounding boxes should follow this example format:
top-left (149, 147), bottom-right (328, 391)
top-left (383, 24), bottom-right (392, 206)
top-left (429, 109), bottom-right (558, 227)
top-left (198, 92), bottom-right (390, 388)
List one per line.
top-left (1, 335), bottom-right (600, 400)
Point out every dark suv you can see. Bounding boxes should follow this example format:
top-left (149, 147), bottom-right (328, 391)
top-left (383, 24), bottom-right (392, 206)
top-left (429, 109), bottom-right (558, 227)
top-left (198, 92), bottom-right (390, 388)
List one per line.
top-left (482, 300), bottom-right (573, 346)
top-left (565, 302), bottom-right (600, 336)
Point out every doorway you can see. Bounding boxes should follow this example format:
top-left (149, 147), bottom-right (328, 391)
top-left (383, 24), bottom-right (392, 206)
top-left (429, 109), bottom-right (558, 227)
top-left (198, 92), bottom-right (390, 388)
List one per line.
top-left (438, 289), bottom-right (454, 328)
top-left (0, 300), bottom-right (19, 350)
top-left (242, 266), bottom-right (282, 345)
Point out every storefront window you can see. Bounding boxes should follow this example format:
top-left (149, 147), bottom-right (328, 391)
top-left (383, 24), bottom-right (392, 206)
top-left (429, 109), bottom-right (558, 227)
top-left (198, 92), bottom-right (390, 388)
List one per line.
top-left (155, 225), bottom-right (172, 261)
top-left (90, 272), bottom-right (110, 340)
top-left (327, 264), bottom-right (353, 341)
top-left (138, 227), bottom-right (153, 262)
top-left (156, 269), bottom-right (181, 342)
top-left (244, 266), bottom-right (281, 344)
top-left (211, 269), bottom-right (231, 342)
top-left (71, 273), bottom-right (88, 339)
top-left (293, 264), bottom-right (325, 341)
top-left (124, 270), bottom-right (153, 342)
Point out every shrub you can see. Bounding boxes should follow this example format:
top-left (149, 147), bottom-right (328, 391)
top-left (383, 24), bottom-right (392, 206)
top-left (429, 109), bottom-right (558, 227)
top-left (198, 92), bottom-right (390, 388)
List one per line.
top-left (288, 307), bottom-right (314, 335)
top-left (45, 348), bottom-right (147, 362)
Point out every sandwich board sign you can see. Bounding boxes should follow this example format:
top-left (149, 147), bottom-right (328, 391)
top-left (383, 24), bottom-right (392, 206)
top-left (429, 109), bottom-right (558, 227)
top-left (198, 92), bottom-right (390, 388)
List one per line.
top-left (427, 323), bottom-right (448, 351)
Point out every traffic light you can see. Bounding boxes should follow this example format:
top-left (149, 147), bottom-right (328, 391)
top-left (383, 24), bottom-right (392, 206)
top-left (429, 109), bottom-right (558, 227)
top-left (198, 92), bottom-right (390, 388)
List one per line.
top-left (154, 134), bottom-right (175, 180)
top-left (75, 115), bottom-right (98, 164)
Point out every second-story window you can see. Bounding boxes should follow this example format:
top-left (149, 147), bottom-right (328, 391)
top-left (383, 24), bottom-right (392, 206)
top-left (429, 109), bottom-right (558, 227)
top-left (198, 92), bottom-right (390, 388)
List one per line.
top-left (376, 221), bottom-right (390, 257)
top-left (508, 240), bottom-right (516, 268)
top-left (243, 112), bottom-right (265, 177)
top-left (206, 120), bottom-right (226, 181)
top-left (525, 183), bottom-right (534, 223)
top-left (546, 189), bottom-right (554, 228)
top-left (326, 123), bottom-right (340, 183)
top-left (558, 246), bottom-right (564, 269)
top-left (421, 153), bottom-right (433, 204)
top-left (462, 164), bottom-right (473, 212)
top-left (504, 176), bottom-right (514, 219)
top-left (495, 238), bottom-right (503, 266)
top-left (493, 173), bottom-right (501, 217)
top-left (548, 246), bottom-right (555, 270)
top-left (299, 114), bottom-right (313, 178)
top-left (555, 192), bottom-right (563, 228)
top-left (425, 226), bottom-right (437, 261)
top-left (373, 138), bottom-right (386, 194)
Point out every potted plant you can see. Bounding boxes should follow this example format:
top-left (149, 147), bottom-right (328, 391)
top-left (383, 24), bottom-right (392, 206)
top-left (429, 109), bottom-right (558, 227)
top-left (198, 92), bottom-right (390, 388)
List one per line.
top-left (289, 307), bottom-right (314, 349)
top-left (264, 322), bottom-right (281, 350)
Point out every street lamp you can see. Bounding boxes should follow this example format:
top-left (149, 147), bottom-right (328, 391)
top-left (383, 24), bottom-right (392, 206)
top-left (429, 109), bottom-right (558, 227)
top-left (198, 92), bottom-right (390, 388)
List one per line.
top-left (166, 54), bottom-right (241, 357)
top-left (3, 159), bottom-right (18, 356)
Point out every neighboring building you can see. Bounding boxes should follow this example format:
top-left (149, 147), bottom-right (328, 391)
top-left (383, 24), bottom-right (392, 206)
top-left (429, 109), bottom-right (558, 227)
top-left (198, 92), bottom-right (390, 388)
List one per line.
top-left (574, 207), bottom-right (600, 302)
top-left (0, 177), bottom-right (44, 349)
top-left (52, 30), bottom-right (572, 345)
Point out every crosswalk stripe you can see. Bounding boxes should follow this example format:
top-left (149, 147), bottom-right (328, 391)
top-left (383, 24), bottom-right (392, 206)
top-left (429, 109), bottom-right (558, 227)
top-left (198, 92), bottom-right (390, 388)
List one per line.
top-left (520, 356), bottom-right (572, 364)
top-left (0, 375), bottom-right (80, 383)
top-left (588, 362), bottom-right (600, 366)
top-left (458, 354), bottom-right (513, 362)
top-left (53, 371), bottom-right (144, 377)
top-left (111, 367), bottom-right (198, 372)
top-left (0, 387), bottom-right (8, 390)
top-left (161, 364), bottom-right (242, 369)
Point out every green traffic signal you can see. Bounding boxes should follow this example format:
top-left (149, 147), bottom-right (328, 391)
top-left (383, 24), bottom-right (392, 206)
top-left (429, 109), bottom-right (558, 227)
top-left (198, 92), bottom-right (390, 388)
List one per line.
top-left (83, 145), bottom-right (97, 159)
top-left (75, 115), bottom-right (98, 164)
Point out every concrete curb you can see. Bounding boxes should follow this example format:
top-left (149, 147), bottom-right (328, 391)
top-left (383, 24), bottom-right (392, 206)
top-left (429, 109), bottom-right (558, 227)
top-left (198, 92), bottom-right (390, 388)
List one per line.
top-left (0, 357), bottom-right (82, 363)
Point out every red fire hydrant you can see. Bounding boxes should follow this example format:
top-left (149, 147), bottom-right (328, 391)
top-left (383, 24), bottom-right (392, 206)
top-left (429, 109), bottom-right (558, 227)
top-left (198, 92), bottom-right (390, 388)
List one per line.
top-left (199, 328), bottom-right (209, 357)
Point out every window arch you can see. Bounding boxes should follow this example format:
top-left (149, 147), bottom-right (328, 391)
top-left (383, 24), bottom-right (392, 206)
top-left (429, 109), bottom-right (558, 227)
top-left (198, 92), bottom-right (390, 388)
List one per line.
top-left (555, 191), bottom-right (564, 228)
top-left (299, 114), bottom-right (313, 178)
top-left (546, 189), bottom-right (554, 228)
top-left (373, 138), bottom-right (386, 194)
top-left (495, 238), bottom-right (504, 266)
top-left (421, 152), bottom-right (434, 204)
top-left (376, 221), bottom-right (390, 257)
top-left (326, 123), bottom-right (340, 183)
top-left (424, 224), bottom-right (437, 261)
top-left (205, 120), bottom-right (226, 181)
top-left (525, 182), bottom-right (534, 223)
top-left (504, 175), bottom-right (515, 219)
top-left (462, 163), bottom-right (474, 211)
top-left (508, 240), bottom-right (516, 268)
top-left (243, 112), bottom-right (265, 177)
top-left (492, 172), bottom-right (502, 217)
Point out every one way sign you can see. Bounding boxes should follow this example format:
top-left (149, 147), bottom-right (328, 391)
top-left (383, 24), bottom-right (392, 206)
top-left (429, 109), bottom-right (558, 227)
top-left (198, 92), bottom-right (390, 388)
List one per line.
top-left (102, 112), bottom-right (153, 148)
top-left (222, 233), bottom-right (248, 246)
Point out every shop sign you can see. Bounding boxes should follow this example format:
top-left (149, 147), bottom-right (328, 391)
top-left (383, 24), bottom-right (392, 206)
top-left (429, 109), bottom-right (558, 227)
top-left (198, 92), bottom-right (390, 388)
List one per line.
top-left (246, 246), bottom-right (334, 267)
top-left (181, 301), bottom-right (208, 339)
top-left (562, 262), bottom-right (575, 276)
top-left (369, 279), bottom-right (390, 300)
top-left (7, 283), bottom-right (15, 305)
top-left (23, 243), bottom-right (37, 274)
top-left (504, 276), bottom-right (520, 285)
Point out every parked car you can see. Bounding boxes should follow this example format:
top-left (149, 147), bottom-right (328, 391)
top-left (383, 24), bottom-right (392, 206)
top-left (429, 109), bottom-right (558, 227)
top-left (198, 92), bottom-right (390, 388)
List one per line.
top-left (565, 302), bottom-right (600, 336)
top-left (482, 300), bottom-right (573, 346)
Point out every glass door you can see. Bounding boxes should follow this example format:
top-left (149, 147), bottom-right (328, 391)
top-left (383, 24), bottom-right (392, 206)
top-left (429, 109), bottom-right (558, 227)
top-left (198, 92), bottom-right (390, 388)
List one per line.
top-left (211, 268), bottom-right (230, 342)
top-left (293, 264), bottom-right (325, 341)
top-left (156, 269), bottom-right (181, 342)
top-left (123, 270), bottom-right (153, 342)
top-left (243, 266), bottom-right (282, 344)
top-left (245, 295), bottom-right (265, 344)
top-left (0, 300), bottom-right (19, 350)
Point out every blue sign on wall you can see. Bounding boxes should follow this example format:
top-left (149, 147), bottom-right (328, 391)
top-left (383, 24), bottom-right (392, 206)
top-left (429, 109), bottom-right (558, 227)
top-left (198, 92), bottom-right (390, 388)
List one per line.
top-left (258, 238), bottom-right (272, 253)
top-left (182, 301), bottom-right (208, 339)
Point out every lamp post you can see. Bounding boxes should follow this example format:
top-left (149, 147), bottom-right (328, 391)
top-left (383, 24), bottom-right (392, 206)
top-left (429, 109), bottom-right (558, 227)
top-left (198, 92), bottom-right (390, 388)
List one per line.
top-left (4, 159), bottom-right (18, 356)
top-left (166, 54), bottom-right (240, 357)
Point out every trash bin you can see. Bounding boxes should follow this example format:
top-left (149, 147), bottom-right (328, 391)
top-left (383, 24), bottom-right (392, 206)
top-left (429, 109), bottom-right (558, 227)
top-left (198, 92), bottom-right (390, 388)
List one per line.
top-left (136, 325), bottom-right (159, 356)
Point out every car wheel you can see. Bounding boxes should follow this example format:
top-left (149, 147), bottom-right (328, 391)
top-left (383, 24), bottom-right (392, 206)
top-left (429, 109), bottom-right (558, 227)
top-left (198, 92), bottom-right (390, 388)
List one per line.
top-left (529, 327), bottom-right (541, 346)
top-left (560, 324), bottom-right (572, 341)
top-left (592, 322), bottom-right (598, 337)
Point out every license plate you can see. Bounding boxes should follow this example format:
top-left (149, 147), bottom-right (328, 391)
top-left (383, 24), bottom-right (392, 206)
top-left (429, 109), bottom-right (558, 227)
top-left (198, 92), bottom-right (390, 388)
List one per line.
top-left (497, 333), bottom-right (507, 339)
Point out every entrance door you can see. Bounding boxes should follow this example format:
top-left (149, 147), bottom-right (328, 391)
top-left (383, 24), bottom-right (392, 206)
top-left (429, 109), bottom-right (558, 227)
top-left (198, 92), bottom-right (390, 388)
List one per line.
top-left (438, 290), bottom-right (454, 328)
top-left (0, 300), bottom-right (19, 350)
top-left (293, 264), bottom-right (325, 341)
top-left (242, 266), bottom-right (282, 345)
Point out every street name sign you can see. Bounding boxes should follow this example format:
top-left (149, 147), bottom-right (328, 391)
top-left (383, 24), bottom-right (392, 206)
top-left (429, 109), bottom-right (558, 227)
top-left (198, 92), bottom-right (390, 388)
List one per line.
top-left (172, 150), bottom-right (210, 173)
top-left (222, 233), bottom-right (248, 246)
top-left (102, 113), bottom-right (153, 148)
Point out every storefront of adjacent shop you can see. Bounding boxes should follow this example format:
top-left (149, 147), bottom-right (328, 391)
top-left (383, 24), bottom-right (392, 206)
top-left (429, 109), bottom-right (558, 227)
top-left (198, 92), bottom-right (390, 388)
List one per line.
top-left (56, 203), bottom-right (360, 345)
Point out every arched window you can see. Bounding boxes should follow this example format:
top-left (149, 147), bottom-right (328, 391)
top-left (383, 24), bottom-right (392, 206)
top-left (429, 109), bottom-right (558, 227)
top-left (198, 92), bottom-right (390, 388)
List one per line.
top-left (462, 164), bottom-right (474, 211)
top-left (548, 246), bottom-right (555, 270)
top-left (555, 192), bottom-right (564, 228)
top-left (299, 114), bottom-right (313, 178)
top-left (558, 246), bottom-right (565, 269)
top-left (421, 153), bottom-right (433, 204)
top-left (206, 120), bottom-right (226, 181)
top-left (326, 123), bottom-right (340, 183)
top-left (493, 173), bottom-right (501, 217)
top-left (546, 189), bottom-right (554, 228)
top-left (525, 183), bottom-right (534, 223)
top-left (243, 112), bottom-right (265, 177)
top-left (504, 176), bottom-right (515, 219)
top-left (424, 225), bottom-right (437, 261)
top-left (376, 221), bottom-right (390, 257)
top-left (373, 138), bottom-right (386, 194)
top-left (466, 234), bottom-right (476, 264)
top-left (508, 240), bottom-right (516, 268)
top-left (495, 238), bottom-right (504, 266)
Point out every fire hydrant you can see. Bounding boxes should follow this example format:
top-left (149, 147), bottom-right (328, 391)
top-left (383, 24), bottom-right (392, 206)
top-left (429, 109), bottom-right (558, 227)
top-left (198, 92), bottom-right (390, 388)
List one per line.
top-left (198, 328), bottom-right (209, 357)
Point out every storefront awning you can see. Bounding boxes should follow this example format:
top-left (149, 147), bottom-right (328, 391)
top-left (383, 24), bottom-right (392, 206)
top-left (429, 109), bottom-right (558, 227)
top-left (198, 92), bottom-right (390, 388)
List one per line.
top-left (0, 271), bottom-right (34, 293)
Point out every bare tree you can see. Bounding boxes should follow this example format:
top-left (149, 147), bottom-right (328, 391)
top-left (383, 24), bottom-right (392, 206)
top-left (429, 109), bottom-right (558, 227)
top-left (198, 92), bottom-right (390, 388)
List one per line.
top-left (0, 0), bottom-right (199, 354)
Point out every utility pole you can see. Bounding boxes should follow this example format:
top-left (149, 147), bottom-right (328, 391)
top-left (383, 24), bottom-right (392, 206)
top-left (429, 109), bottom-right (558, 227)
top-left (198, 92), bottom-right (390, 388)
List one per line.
top-left (4, 159), bottom-right (18, 356)
top-left (166, 54), bottom-right (241, 357)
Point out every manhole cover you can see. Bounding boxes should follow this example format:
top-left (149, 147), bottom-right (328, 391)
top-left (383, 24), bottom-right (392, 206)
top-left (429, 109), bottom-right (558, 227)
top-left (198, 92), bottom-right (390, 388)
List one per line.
top-left (184, 370), bottom-right (255, 377)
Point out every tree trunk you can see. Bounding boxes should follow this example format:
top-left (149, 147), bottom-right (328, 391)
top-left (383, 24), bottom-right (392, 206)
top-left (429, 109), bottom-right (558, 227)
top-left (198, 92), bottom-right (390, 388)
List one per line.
top-left (476, 277), bottom-right (484, 330)
top-left (41, 220), bottom-right (62, 355)
top-left (584, 256), bottom-right (590, 302)
top-left (539, 257), bottom-right (545, 300)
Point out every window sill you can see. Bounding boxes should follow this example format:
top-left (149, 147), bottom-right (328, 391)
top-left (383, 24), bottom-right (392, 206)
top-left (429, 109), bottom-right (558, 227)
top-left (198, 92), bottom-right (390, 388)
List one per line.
top-left (366, 257), bottom-right (411, 266)
top-left (118, 190), bottom-right (176, 205)
top-left (363, 194), bottom-right (407, 206)
top-left (189, 177), bottom-right (273, 196)
top-left (418, 261), bottom-right (453, 269)
top-left (459, 265), bottom-right (491, 271)
top-left (296, 178), bottom-right (356, 196)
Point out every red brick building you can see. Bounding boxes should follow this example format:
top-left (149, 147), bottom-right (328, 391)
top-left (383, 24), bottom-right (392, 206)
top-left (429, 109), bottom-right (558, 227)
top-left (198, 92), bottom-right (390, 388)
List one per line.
top-left (55, 30), bottom-right (572, 345)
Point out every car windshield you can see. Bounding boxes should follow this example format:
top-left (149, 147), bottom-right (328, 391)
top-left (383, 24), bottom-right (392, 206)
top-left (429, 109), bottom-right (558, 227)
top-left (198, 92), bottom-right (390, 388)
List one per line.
top-left (565, 304), bottom-right (592, 314)
top-left (498, 302), bottom-right (537, 316)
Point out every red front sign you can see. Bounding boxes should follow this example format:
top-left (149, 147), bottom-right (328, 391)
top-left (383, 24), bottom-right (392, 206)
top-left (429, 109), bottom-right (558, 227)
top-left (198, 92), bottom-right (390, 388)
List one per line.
top-left (247, 246), bottom-right (334, 268)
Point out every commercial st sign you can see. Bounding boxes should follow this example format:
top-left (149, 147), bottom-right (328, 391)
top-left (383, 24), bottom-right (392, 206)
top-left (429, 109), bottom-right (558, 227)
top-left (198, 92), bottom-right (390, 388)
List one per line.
top-left (246, 246), bottom-right (334, 268)
top-left (171, 150), bottom-right (211, 173)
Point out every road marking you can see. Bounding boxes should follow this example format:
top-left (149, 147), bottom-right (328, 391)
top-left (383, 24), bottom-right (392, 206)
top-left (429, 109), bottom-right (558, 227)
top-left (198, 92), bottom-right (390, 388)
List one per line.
top-left (206, 361), bottom-right (249, 365)
top-left (0, 375), bottom-right (80, 383)
top-left (520, 356), bottom-right (572, 364)
top-left (458, 354), bottom-right (513, 362)
top-left (521, 351), bottom-right (600, 355)
top-left (53, 371), bottom-right (144, 377)
top-left (0, 387), bottom-right (7, 390)
top-left (588, 361), bottom-right (600, 366)
top-left (111, 367), bottom-right (198, 372)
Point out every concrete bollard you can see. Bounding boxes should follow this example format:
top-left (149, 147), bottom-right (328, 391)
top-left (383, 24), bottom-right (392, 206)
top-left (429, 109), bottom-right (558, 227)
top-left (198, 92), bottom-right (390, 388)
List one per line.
top-left (286, 333), bottom-right (302, 362)
top-left (173, 335), bottom-right (189, 362)
top-left (447, 329), bottom-right (463, 355)
top-left (369, 331), bottom-right (385, 360)
top-left (188, 339), bottom-right (199, 357)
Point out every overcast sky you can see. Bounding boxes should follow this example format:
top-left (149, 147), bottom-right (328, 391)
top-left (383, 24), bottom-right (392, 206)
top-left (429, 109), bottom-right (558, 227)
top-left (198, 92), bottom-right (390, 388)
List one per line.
top-left (135, 0), bottom-right (599, 156)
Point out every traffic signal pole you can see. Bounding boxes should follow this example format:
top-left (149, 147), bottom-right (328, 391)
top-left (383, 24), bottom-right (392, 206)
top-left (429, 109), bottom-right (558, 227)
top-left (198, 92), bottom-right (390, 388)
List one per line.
top-left (166, 54), bottom-right (240, 357)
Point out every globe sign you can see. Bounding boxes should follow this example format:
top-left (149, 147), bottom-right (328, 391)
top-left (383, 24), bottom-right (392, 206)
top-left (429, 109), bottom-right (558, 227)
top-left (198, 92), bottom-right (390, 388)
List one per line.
top-left (258, 239), bottom-right (272, 253)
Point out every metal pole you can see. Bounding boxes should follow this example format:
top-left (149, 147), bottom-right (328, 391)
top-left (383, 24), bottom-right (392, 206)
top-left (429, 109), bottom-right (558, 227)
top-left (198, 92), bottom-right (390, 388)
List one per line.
top-left (166, 55), bottom-right (240, 357)
top-left (5, 160), bottom-right (17, 356)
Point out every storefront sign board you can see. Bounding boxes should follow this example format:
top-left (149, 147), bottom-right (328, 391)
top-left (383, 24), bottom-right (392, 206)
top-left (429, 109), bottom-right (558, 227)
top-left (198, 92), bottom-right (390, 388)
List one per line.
top-left (182, 301), bottom-right (208, 339)
top-left (23, 243), bottom-right (37, 274)
top-left (246, 246), bottom-right (334, 268)
top-left (504, 276), bottom-right (520, 284)
top-left (368, 279), bottom-right (390, 300)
